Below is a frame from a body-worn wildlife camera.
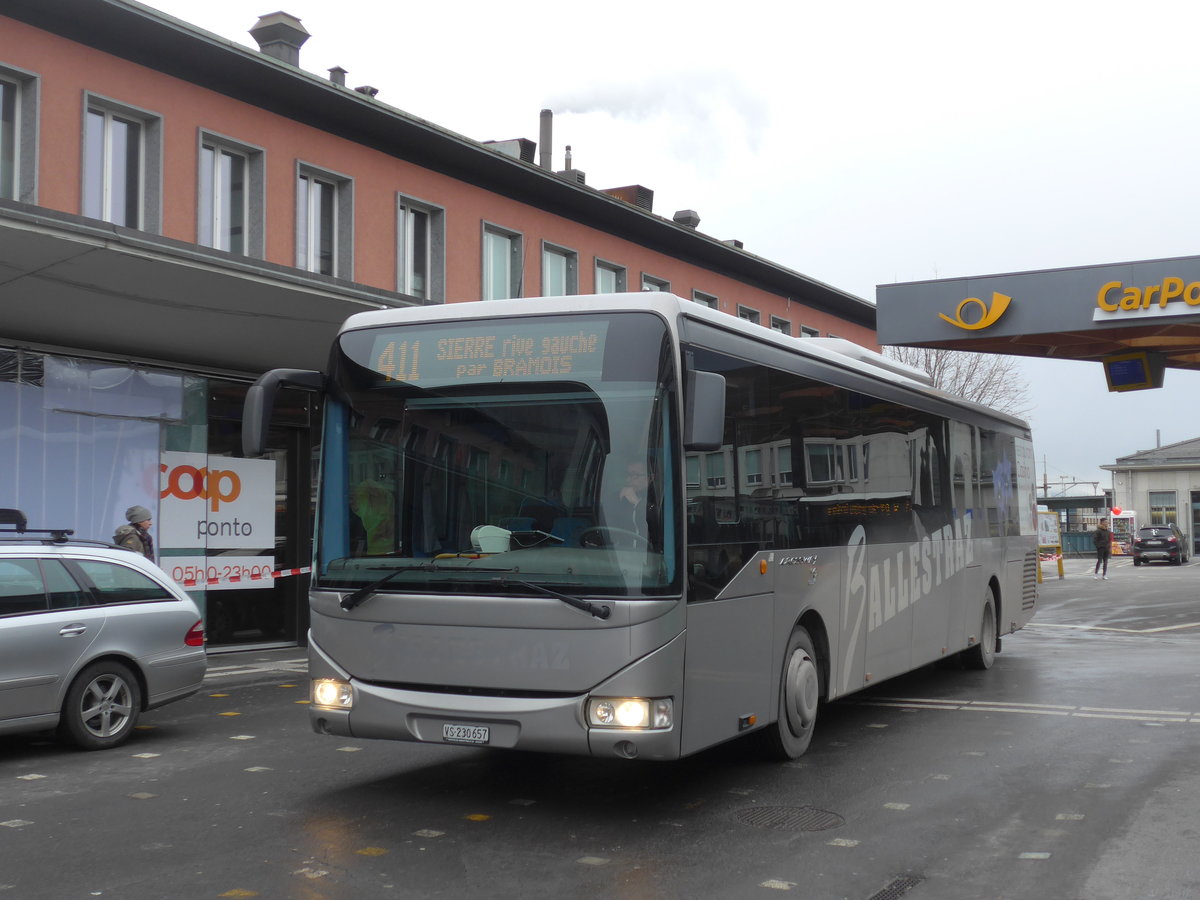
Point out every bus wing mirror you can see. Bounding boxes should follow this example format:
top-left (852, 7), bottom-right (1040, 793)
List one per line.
top-left (684, 370), bottom-right (725, 451)
top-left (243, 368), bottom-right (325, 457)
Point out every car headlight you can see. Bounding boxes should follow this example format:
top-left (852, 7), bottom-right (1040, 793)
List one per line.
top-left (312, 678), bottom-right (353, 709)
top-left (587, 697), bottom-right (672, 729)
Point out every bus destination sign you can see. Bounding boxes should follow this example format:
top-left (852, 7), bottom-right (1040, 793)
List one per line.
top-left (369, 321), bottom-right (610, 385)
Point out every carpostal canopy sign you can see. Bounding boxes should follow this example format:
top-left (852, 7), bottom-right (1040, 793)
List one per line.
top-left (876, 253), bottom-right (1200, 382)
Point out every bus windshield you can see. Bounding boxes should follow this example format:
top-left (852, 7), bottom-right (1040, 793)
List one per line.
top-left (317, 312), bottom-right (680, 598)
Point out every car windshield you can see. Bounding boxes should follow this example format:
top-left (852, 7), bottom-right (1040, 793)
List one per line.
top-left (315, 312), bottom-right (680, 598)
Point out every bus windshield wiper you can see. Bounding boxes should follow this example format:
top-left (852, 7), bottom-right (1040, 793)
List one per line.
top-left (340, 563), bottom-right (515, 611)
top-left (496, 576), bottom-right (611, 620)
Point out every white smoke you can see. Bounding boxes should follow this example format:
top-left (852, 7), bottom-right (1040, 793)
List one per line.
top-left (545, 69), bottom-right (770, 158)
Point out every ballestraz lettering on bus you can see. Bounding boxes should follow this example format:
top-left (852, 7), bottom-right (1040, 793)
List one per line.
top-left (842, 515), bottom-right (975, 692)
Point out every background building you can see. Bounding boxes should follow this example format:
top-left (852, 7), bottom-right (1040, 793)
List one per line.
top-left (0, 0), bottom-right (877, 649)
top-left (1103, 438), bottom-right (1200, 555)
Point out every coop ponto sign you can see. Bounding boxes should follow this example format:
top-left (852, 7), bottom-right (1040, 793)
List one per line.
top-left (159, 452), bottom-right (275, 550)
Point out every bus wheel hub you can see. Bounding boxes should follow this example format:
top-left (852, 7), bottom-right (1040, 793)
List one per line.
top-left (785, 651), bottom-right (818, 731)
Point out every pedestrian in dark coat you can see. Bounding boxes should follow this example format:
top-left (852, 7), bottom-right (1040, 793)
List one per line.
top-left (114, 505), bottom-right (155, 560)
top-left (1092, 520), bottom-right (1111, 579)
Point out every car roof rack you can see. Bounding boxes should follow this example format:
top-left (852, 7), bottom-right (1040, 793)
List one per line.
top-left (0, 507), bottom-right (75, 544)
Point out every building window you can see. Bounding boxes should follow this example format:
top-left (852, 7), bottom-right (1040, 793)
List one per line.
top-left (642, 273), bottom-right (671, 293)
top-left (398, 195), bottom-right (445, 301)
top-left (1149, 491), bottom-right (1177, 525)
top-left (198, 134), bottom-right (264, 257)
top-left (297, 163), bottom-right (353, 277)
top-left (542, 242), bottom-right (578, 296)
top-left (594, 259), bottom-right (627, 294)
top-left (806, 442), bottom-right (839, 483)
top-left (800, 325), bottom-right (819, 338)
top-left (743, 448), bottom-right (762, 486)
top-left (685, 455), bottom-right (701, 488)
top-left (777, 444), bottom-right (792, 484)
top-left (482, 223), bottom-right (523, 300)
top-left (705, 452), bottom-right (726, 488)
top-left (0, 77), bottom-right (15, 200)
top-left (83, 96), bottom-right (162, 231)
top-left (0, 66), bottom-right (37, 203)
top-left (770, 316), bottom-right (792, 335)
top-left (693, 290), bottom-right (718, 309)
top-left (738, 305), bottom-right (761, 325)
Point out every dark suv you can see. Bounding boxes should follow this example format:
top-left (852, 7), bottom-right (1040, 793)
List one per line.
top-left (1132, 524), bottom-right (1190, 566)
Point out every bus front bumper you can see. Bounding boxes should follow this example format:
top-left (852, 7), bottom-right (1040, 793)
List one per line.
top-left (307, 640), bottom-right (683, 760)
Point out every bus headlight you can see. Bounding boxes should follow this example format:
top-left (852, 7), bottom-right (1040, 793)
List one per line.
top-left (312, 678), bottom-right (353, 709)
top-left (587, 697), bottom-right (673, 729)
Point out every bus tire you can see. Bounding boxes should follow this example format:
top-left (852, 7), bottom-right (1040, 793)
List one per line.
top-left (762, 626), bottom-right (821, 760)
top-left (963, 595), bottom-right (997, 671)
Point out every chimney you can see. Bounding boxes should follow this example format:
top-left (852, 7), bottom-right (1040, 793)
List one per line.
top-left (673, 209), bottom-right (701, 228)
top-left (556, 145), bottom-right (586, 184)
top-left (328, 66), bottom-right (347, 86)
top-left (539, 109), bottom-right (553, 169)
top-left (354, 85), bottom-right (379, 98)
top-left (722, 238), bottom-right (744, 249)
top-left (249, 12), bottom-right (310, 67)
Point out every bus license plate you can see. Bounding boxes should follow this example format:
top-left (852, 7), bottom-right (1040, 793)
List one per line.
top-left (443, 723), bottom-right (490, 744)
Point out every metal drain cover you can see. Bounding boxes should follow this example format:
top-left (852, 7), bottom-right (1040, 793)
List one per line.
top-left (734, 805), bottom-right (844, 831)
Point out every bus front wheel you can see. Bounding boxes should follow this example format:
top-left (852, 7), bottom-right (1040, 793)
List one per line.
top-left (963, 596), bottom-right (997, 671)
top-left (763, 626), bottom-right (821, 760)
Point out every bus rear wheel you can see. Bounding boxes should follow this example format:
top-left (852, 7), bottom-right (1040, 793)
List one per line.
top-left (963, 595), bottom-right (997, 671)
top-left (762, 626), bottom-right (821, 760)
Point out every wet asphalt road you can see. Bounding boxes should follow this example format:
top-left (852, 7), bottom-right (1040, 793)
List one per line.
top-left (1, 555), bottom-right (1198, 900)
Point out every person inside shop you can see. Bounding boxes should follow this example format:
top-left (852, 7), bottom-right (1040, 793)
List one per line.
top-left (114, 505), bottom-right (155, 561)
top-left (1092, 519), bottom-right (1111, 580)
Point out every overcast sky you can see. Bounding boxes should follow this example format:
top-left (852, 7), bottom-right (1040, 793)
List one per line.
top-left (141, 0), bottom-right (1200, 496)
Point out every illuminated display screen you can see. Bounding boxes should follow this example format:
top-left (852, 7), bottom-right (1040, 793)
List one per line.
top-left (1105, 355), bottom-right (1149, 388)
top-left (368, 321), bottom-right (611, 386)
top-left (1103, 351), bottom-right (1164, 393)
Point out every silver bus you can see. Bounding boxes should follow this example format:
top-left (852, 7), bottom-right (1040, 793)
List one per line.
top-left (244, 294), bottom-right (1038, 760)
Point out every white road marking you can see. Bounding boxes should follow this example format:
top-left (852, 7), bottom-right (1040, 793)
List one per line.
top-left (1026, 622), bottom-right (1200, 634)
top-left (204, 658), bottom-right (307, 679)
top-left (858, 696), bottom-right (1199, 724)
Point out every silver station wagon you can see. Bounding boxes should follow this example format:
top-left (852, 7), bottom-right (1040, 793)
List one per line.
top-left (0, 510), bottom-right (207, 749)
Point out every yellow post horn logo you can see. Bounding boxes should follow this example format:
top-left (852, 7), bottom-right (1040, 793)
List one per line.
top-left (937, 292), bottom-right (1012, 330)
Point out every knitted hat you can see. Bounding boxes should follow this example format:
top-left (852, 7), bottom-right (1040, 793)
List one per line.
top-left (125, 505), bottom-right (153, 523)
